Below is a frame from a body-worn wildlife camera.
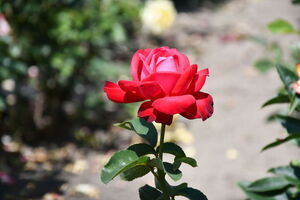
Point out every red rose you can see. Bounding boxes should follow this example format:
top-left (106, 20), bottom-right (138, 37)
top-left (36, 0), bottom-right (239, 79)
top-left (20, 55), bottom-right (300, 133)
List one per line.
top-left (104, 46), bottom-right (213, 125)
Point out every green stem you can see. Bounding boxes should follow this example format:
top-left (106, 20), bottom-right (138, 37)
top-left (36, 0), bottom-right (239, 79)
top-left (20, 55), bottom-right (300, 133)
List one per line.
top-left (158, 124), bottom-right (166, 160)
top-left (156, 123), bottom-right (171, 200)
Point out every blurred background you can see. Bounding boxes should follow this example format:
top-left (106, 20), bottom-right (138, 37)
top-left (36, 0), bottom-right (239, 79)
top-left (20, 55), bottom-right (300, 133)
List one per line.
top-left (0, 0), bottom-right (300, 199)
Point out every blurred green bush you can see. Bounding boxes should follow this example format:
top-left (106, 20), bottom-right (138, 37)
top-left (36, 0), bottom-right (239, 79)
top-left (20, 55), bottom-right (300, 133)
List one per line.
top-left (0, 0), bottom-right (142, 145)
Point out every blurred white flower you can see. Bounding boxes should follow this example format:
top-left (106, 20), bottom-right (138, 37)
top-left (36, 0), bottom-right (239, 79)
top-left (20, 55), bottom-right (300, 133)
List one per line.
top-left (141, 0), bottom-right (177, 35)
top-left (0, 14), bottom-right (11, 36)
top-left (1, 79), bottom-right (15, 92)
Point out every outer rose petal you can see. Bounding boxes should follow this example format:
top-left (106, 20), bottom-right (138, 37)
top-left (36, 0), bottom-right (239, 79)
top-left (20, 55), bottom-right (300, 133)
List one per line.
top-left (172, 64), bottom-right (197, 95)
top-left (104, 81), bottom-right (144, 103)
top-left (138, 101), bottom-right (173, 125)
top-left (143, 72), bottom-right (180, 95)
top-left (188, 68), bottom-right (209, 93)
top-left (118, 80), bottom-right (140, 92)
top-left (139, 81), bottom-right (165, 100)
top-left (152, 95), bottom-right (195, 115)
top-left (181, 92), bottom-right (213, 120)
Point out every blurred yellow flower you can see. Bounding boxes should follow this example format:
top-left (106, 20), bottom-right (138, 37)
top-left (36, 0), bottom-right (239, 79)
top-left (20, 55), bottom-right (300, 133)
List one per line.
top-left (141, 0), bottom-right (177, 34)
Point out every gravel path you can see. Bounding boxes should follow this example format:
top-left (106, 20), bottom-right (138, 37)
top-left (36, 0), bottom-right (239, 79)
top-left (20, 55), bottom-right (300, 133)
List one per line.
top-left (70, 0), bottom-right (300, 199)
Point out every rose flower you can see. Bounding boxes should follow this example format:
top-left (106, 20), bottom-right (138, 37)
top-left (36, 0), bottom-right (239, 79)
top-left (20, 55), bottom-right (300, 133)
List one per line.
top-left (104, 47), bottom-right (213, 125)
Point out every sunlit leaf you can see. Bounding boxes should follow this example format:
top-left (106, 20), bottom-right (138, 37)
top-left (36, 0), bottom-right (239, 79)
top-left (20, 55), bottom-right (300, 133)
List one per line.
top-left (276, 64), bottom-right (298, 95)
top-left (262, 95), bottom-right (290, 108)
top-left (262, 134), bottom-right (300, 151)
top-left (267, 19), bottom-right (295, 34)
top-left (246, 177), bottom-right (290, 192)
top-left (101, 150), bottom-right (150, 184)
top-left (121, 165), bottom-right (150, 181)
top-left (239, 181), bottom-right (289, 200)
top-left (116, 118), bottom-right (158, 146)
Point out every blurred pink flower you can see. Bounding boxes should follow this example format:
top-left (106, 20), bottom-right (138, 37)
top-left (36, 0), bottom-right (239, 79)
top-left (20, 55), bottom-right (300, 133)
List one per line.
top-left (0, 14), bottom-right (11, 36)
top-left (0, 172), bottom-right (15, 185)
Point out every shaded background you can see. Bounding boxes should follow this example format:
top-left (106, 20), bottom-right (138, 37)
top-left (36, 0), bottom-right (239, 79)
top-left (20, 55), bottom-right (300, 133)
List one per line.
top-left (0, 0), bottom-right (300, 199)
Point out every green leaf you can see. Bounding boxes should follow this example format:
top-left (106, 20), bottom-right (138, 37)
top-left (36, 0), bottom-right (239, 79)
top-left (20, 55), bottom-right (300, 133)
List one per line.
top-left (139, 184), bottom-right (162, 200)
top-left (254, 59), bottom-right (274, 73)
top-left (170, 183), bottom-right (188, 195)
top-left (246, 177), bottom-right (290, 192)
top-left (275, 115), bottom-right (300, 134)
top-left (148, 158), bottom-right (164, 170)
top-left (267, 19), bottom-right (295, 34)
top-left (262, 134), bottom-right (300, 151)
top-left (128, 143), bottom-right (157, 157)
top-left (100, 150), bottom-right (150, 184)
top-left (164, 162), bottom-right (182, 181)
top-left (262, 95), bottom-right (290, 108)
top-left (173, 157), bottom-right (198, 170)
top-left (239, 181), bottom-right (289, 200)
top-left (121, 165), bottom-right (150, 181)
top-left (276, 64), bottom-right (298, 95)
top-left (116, 118), bottom-right (158, 146)
top-left (288, 95), bottom-right (300, 114)
top-left (174, 187), bottom-right (208, 200)
top-left (292, 0), bottom-right (300, 4)
top-left (157, 142), bottom-right (186, 158)
top-left (269, 165), bottom-right (300, 186)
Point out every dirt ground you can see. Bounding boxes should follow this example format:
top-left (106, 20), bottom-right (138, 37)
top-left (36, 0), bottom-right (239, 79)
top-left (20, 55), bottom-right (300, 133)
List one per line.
top-left (67, 0), bottom-right (300, 199)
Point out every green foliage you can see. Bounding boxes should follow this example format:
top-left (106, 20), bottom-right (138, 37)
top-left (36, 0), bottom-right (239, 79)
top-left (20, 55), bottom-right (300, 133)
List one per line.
top-left (128, 143), bottom-right (157, 156)
top-left (0, 0), bottom-right (141, 144)
top-left (240, 13), bottom-right (300, 200)
top-left (116, 118), bottom-right (158, 146)
top-left (102, 118), bottom-right (207, 199)
top-left (121, 165), bottom-right (151, 181)
top-left (101, 150), bottom-right (150, 184)
top-left (139, 184), bottom-right (162, 200)
top-left (262, 95), bottom-right (290, 108)
top-left (240, 162), bottom-right (300, 199)
top-left (174, 187), bottom-right (208, 200)
top-left (163, 162), bottom-right (183, 181)
top-left (267, 19), bottom-right (296, 34)
top-left (292, 0), bottom-right (300, 4)
top-left (254, 59), bottom-right (274, 73)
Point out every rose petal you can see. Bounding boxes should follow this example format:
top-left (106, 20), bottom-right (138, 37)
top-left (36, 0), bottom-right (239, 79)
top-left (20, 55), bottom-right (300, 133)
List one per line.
top-left (152, 95), bottom-right (195, 115)
top-left (143, 72), bottom-right (180, 95)
top-left (138, 101), bottom-right (173, 125)
top-left (172, 64), bottom-right (198, 95)
top-left (155, 56), bottom-right (178, 72)
top-left (131, 49), bottom-right (152, 81)
top-left (168, 48), bottom-right (190, 72)
top-left (139, 81), bottom-right (165, 100)
top-left (118, 80), bottom-right (140, 92)
top-left (181, 92), bottom-right (213, 120)
top-left (104, 81), bottom-right (144, 103)
top-left (138, 101), bottom-right (156, 122)
top-left (188, 68), bottom-right (209, 93)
